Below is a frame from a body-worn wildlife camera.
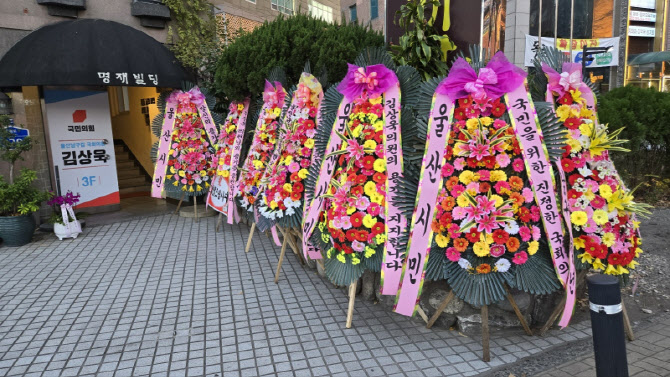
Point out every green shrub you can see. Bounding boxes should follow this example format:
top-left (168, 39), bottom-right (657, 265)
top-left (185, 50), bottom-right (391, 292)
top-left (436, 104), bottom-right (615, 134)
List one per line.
top-left (599, 86), bottom-right (670, 202)
top-left (212, 14), bottom-right (384, 100)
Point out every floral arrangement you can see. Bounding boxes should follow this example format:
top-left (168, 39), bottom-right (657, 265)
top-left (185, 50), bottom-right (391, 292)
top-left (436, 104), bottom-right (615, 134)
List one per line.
top-left (543, 63), bottom-right (650, 276)
top-left (47, 191), bottom-right (80, 224)
top-left (212, 101), bottom-right (246, 180)
top-left (317, 92), bottom-right (388, 266)
top-left (237, 81), bottom-right (286, 211)
top-left (258, 74), bottom-right (322, 223)
top-left (165, 95), bottom-right (215, 194)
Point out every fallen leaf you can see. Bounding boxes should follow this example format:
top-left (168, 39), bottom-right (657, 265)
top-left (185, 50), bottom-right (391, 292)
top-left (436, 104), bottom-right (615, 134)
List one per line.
top-left (642, 308), bottom-right (653, 314)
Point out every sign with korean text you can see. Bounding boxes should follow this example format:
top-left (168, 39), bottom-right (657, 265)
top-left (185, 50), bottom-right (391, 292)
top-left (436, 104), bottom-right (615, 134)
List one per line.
top-left (628, 26), bottom-right (656, 37)
top-left (630, 10), bottom-right (656, 22)
top-left (6, 126), bottom-right (29, 143)
top-left (44, 90), bottom-right (120, 209)
top-left (524, 35), bottom-right (620, 67)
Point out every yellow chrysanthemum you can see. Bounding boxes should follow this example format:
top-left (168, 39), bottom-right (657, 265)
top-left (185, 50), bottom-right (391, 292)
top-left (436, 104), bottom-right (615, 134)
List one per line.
top-left (370, 95), bottom-right (383, 104)
top-left (527, 241), bottom-right (539, 255)
top-left (456, 194), bottom-right (470, 208)
top-left (375, 233), bottom-right (387, 244)
top-left (351, 255), bottom-right (361, 265)
top-left (220, 170), bottom-right (230, 178)
top-left (602, 232), bottom-right (615, 247)
top-left (435, 233), bottom-right (450, 248)
top-left (370, 192), bottom-right (384, 204)
top-left (555, 105), bottom-right (571, 122)
top-left (373, 120), bottom-right (384, 132)
top-left (273, 107), bottom-right (281, 117)
top-left (480, 117), bottom-right (493, 126)
top-left (490, 170), bottom-right (507, 182)
top-left (363, 140), bottom-right (377, 150)
top-left (298, 169), bottom-right (309, 179)
top-left (592, 209), bottom-right (609, 225)
top-left (598, 184), bottom-right (613, 199)
top-left (473, 242), bottom-right (490, 257)
top-left (362, 214), bottom-right (377, 228)
top-left (351, 125), bottom-right (363, 138)
top-left (364, 181), bottom-right (377, 197)
top-left (304, 139), bottom-right (315, 149)
top-left (459, 170), bottom-right (475, 184)
top-left (364, 247), bottom-right (375, 258)
top-left (270, 201), bottom-right (278, 209)
top-left (490, 195), bottom-right (504, 207)
top-left (346, 206), bottom-right (356, 215)
top-left (570, 211), bottom-right (588, 226)
top-left (466, 118), bottom-right (479, 130)
top-left (373, 159), bottom-right (386, 173)
top-left (336, 253), bottom-right (346, 263)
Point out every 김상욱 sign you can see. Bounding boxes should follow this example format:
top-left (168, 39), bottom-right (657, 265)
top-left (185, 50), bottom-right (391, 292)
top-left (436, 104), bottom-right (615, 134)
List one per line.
top-left (44, 90), bottom-right (120, 209)
top-left (524, 35), bottom-right (620, 67)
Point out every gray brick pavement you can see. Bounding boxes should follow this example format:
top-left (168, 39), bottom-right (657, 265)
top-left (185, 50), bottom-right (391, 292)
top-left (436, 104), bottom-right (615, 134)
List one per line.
top-left (0, 214), bottom-right (593, 376)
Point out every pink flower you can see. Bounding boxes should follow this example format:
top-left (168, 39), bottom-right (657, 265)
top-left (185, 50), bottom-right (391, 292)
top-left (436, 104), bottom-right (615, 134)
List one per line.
top-left (494, 181), bottom-right (510, 194)
top-left (446, 247), bottom-right (461, 262)
top-left (512, 251), bottom-right (528, 265)
top-left (288, 162), bottom-right (300, 173)
top-left (356, 196), bottom-right (371, 211)
top-left (531, 225), bottom-right (541, 241)
top-left (470, 143), bottom-right (490, 161)
top-left (451, 184), bottom-right (466, 198)
top-left (522, 188), bottom-right (534, 203)
top-left (441, 163), bottom-right (454, 177)
top-left (490, 244), bottom-right (506, 257)
top-left (512, 158), bottom-right (525, 172)
top-left (352, 240), bottom-right (365, 252)
top-left (447, 223), bottom-right (462, 238)
top-left (476, 196), bottom-right (496, 213)
top-left (368, 203), bottom-right (381, 216)
top-left (452, 206), bottom-right (467, 220)
top-left (478, 170), bottom-right (491, 181)
top-left (495, 153), bottom-right (511, 168)
top-left (518, 226), bottom-right (532, 242)
top-left (591, 195), bottom-right (606, 209)
top-left (454, 158), bottom-right (466, 171)
top-left (306, 129), bottom-right (316, 138)
top-left (477, 214), bottom-right (498, 233)
top-left (346, 139), bottom-right (365, 160)
top-left (493, 119), bottom-right (507, 129)
top-left (300, 158), bottom-right (311, 168)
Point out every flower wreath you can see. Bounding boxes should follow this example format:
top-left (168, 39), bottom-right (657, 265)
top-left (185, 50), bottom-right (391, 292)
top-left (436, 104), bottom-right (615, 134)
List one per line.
top-left (257, 72), bottom-right (324, 229)
top-left (236, 80), bottom-right (287, 213)
top-left (541, 61), bottom-right (651, 277)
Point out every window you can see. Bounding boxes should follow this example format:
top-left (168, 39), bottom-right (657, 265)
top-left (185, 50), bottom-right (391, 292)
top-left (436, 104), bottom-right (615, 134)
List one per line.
top-left (116, 87), bottom-right (129, 114)
top-left (370, 0), bottom-right (378, 19)
top-left (271, 0), bottom-right (293, 15)
top-left (309, 1), bottom-right (333, 23)
top-left (350, 5), bottom-right (357, 23)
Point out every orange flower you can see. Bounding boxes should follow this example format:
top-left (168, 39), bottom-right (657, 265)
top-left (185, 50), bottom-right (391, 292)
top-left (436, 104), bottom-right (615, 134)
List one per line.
top-left (476, 264), bottom-right (492, 274)
top-left (445, 176), bottom-right (459, 190)
top-left (453, 237), bottom-right (469, 252)
top-left (509, 192), bottom-right (524, 206)
top-left (431, 221), bottom-right (443, 233)
top-left (506, 237), bottom-right (520, 252)
top-left (509, 176), bottom-right (524, 192)
top-left (441, 196), bottom-right (456, 211)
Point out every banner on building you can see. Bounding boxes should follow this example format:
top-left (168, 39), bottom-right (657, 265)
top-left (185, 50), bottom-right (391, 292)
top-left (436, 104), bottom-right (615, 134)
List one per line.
top-left (44, 90), bottom-right (120, 209)
top-left (524, 35), bottom-right (620, 68)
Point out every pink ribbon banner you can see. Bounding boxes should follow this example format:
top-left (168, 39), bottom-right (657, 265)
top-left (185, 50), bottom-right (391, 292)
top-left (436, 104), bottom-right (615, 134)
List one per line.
top-left (380, 80), bottom-right (407, 296)
top-left (506, 82), bottom-right (576, 328)
top-left (394, 92), bottom-right (454, 315)
top-left (300, 91), bottom-right (326, 260)
top-left (151, 96), bottom-right (177, 198)
top-left (302, 99), bottom-right (353, 260)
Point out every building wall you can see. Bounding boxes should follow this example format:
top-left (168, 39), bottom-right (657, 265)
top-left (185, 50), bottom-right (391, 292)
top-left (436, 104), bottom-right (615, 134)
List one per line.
top-left (340, 0), bottom-right (385, 32)
top-left (0, 0), bottom-right (170, 57)
top-left (109, 87), bottom-right (160, 177)
top-left (503, 0), bottom-right (530, 67)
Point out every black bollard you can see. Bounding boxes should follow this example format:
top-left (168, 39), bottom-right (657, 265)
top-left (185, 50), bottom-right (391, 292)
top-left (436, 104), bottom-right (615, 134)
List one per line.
top-left (586, 274), bottom-right (629, 377)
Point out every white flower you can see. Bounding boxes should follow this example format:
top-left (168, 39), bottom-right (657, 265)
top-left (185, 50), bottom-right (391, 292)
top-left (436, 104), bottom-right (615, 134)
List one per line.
top-left (458, 258), bottom-right (472, 270)
top-left (577, 166), bottom-right (592, 177)
top-left (495, 259), bottom-right (511, 273)
top-left (503, 221), bottom-right (520, 235)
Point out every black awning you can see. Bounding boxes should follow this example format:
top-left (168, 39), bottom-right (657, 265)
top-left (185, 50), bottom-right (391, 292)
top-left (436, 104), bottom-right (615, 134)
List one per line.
top-left (627, 51), bottom-right (670, 66)
top-left (0, 19), bottom-right (194, 88)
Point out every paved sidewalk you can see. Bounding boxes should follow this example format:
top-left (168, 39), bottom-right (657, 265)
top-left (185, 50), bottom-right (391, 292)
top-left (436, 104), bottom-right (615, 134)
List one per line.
top-left (0, 214), bottom-right (594, 377)
top-left (536, 313), bottom-right (670, 377)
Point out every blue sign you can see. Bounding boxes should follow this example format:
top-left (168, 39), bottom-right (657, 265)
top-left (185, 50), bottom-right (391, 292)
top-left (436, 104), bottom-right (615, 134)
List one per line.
top-left (7, 126), bottom-right (29, 143)
top-left (574, 52), bottom-right (593, 67)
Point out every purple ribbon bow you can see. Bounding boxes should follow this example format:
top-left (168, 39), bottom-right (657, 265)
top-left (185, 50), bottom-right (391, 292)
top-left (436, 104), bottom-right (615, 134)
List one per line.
top-left (263, 80), bottom-right (285, 106)
top-left (437, 51), bottom-right (527, 100)
top-left (337, 63), bottom-right (397, 100)
top-left (542, 62), bottom-right (585, 98)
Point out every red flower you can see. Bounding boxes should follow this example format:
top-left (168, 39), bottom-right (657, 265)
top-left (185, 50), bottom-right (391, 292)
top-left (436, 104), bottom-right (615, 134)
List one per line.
top-left (342, 244), bottom-right (354, 254)
top-left (454, 108), bottom-right (467, 121)
top-left (492, 229), bottom-right (510, 245)
top-left (490, 99), bottom-right (506, 117)
top-left (557, 93), bottom-right (573, 105)
top-left (567, 189), bottom-right (582, 200)
top-left (355, 230), bottom-right (369, 242)
top-left (564, 118), bottom-right (581, 130)
top-left (518, 207), bottom-right (531, 222)
top-left (350, 212), bottom-right (364, 228)
top-left (351, 186), bottom-right (364, 197)
top-left (293, 182), bottom-right (304, 192)
top-left (290, 192), bottom-right (301, 201)
top-left (465, 228), bottom-right (480, 243)
top-left (608, 253), bottom-right (624, 266)
top-left (372, 172), bottom-right (386, 183)
top-left (458, 97), bottom-right (472, 107)
top-left (346, 230), bottom-right (357, 242)
top-left (371, 221), bottom-right (385, 235)
top-left (561, 158), bottom-right (575, 173)
top-left (362, 156), bottom-right (375, 170)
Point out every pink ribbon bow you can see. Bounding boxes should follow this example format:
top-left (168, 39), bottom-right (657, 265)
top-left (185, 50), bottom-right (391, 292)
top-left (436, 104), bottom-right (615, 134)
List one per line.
top-left (542, 62), bottom-right (585, 98)
top-left (437, 51), bottom-right (527, 100)
top-left (337, 63), bottom-right (397, 100)
top-left (169, 87), bottom-right (206, 106)
top-left (263, 80), bottom-right (285, 106)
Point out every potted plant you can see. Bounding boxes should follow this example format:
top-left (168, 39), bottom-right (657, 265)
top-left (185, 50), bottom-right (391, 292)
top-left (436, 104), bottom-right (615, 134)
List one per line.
top-left (47, 191), bottom-right (82, 240)
top-left (0, 115), bottom-right (51, 246)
